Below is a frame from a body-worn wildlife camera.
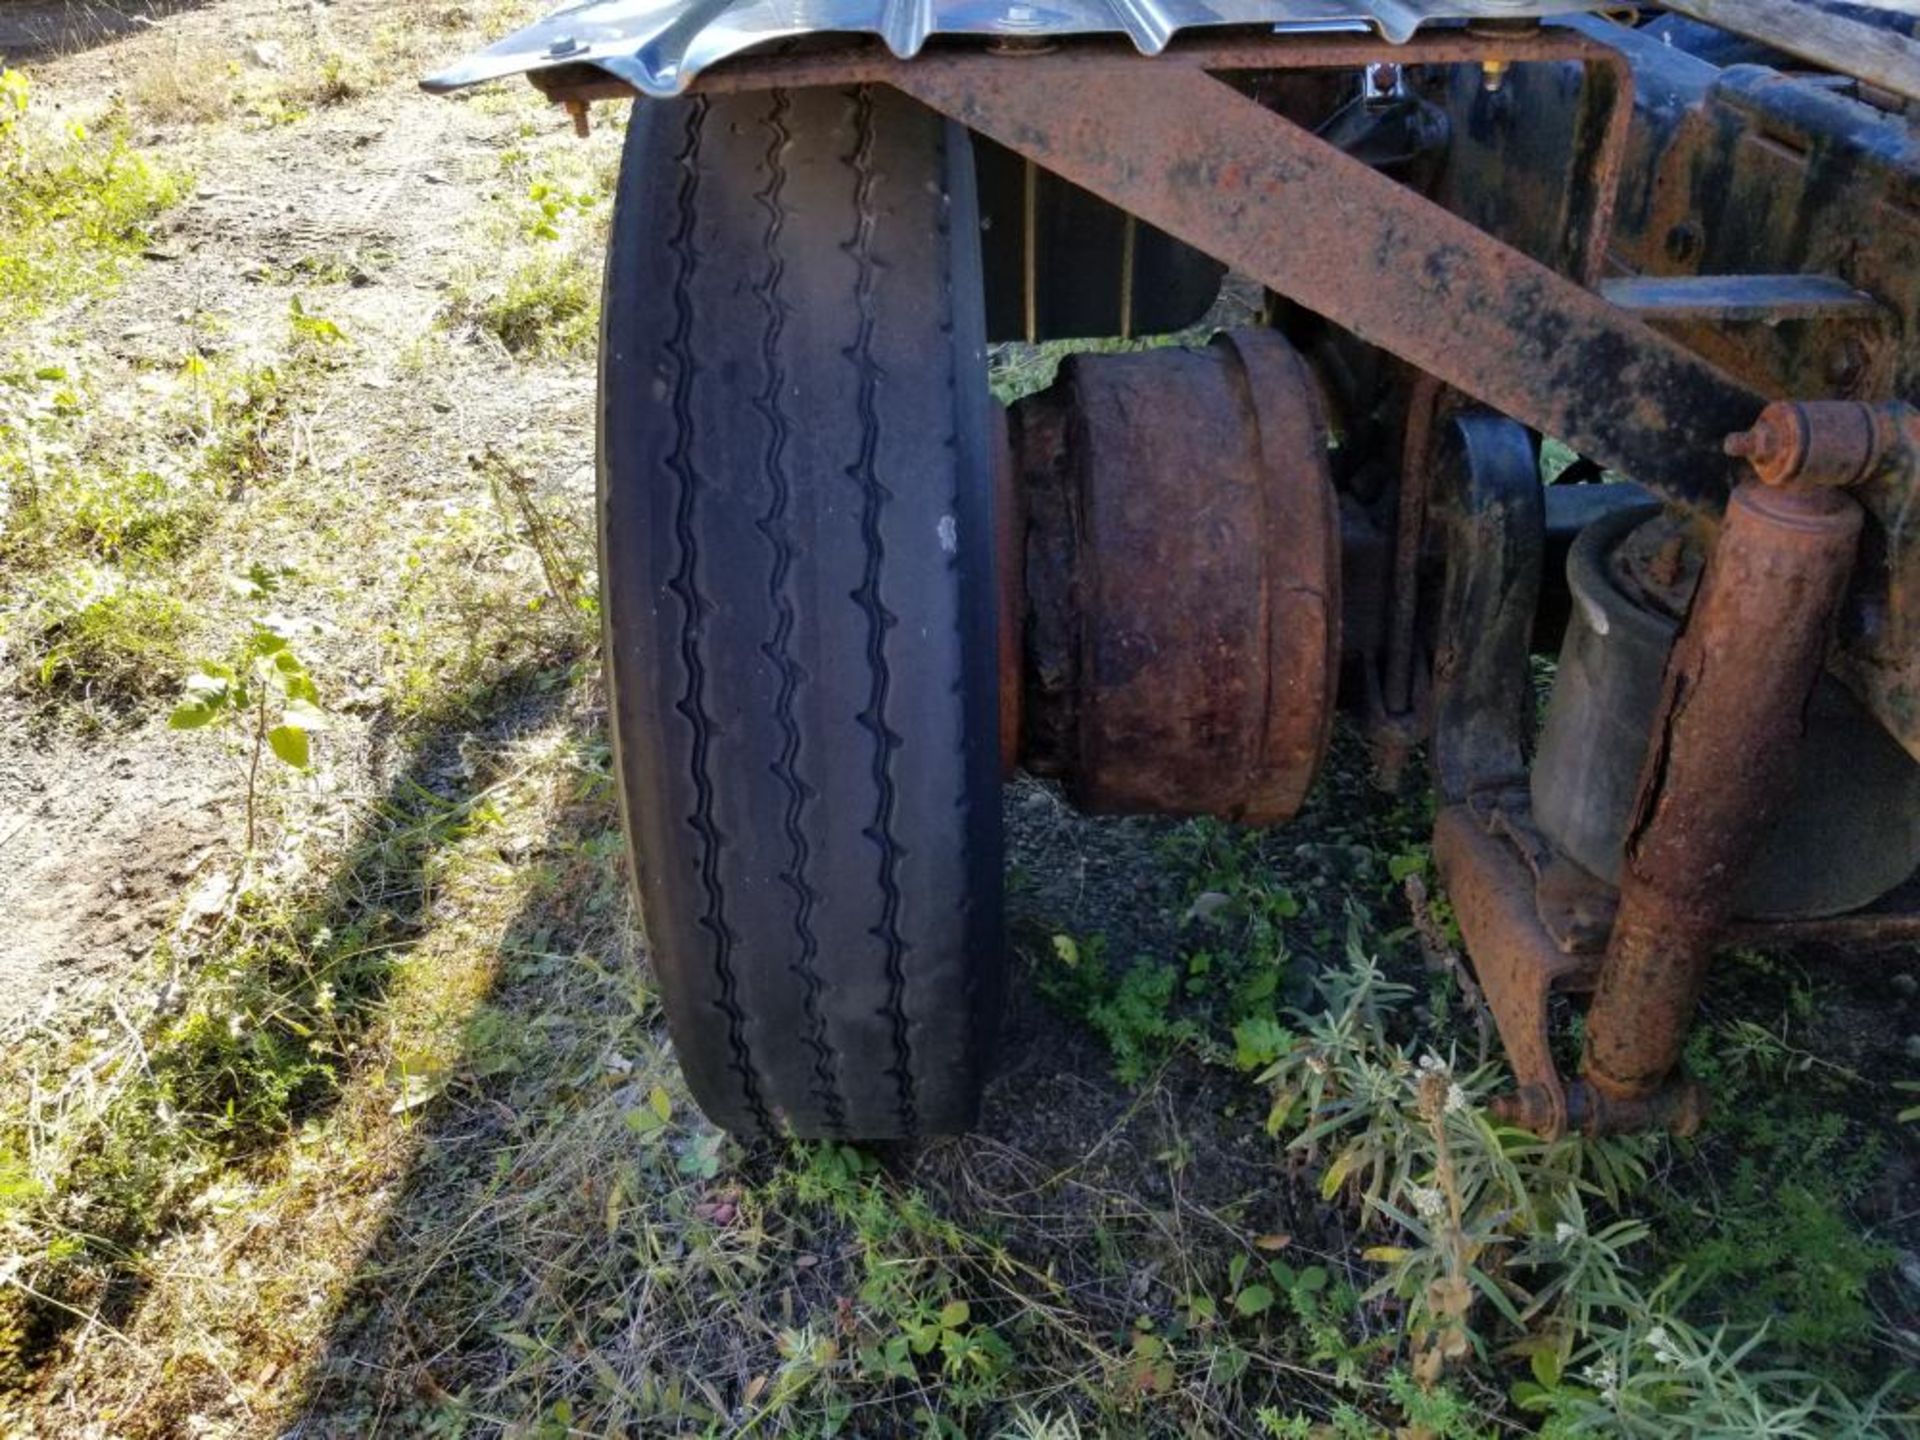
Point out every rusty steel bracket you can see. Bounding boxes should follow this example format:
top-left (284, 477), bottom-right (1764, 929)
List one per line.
top-left (1428, 414), bottom-right (1544, 806)
top-left (1434, 804), bottom-right (1592, 1139)
top-left (1598, 276), bottom-right (1899, 414)
top-left (881, 45), bottom-right (1920, 773)
top-left (1551, 874), bottom-right (1920, 953)
top-left (1367, 373), bottom-right (1447, 787)
top-left (1420, 411), bottom-right (1585, 1137)
top-left (1435, 803), bottom-right (1712, 1139)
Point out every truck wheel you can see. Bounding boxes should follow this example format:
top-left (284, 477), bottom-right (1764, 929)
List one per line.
top-left (598, 86), bottom-right (1003, 1138)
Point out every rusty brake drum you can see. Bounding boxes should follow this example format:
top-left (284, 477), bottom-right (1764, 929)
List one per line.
top-left (1010, 328), bottom-right (1341, 824)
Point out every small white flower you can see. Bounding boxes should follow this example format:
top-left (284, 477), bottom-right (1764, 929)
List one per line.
top-left (1408, 1184), bottom-right (1446, 1224)
top-left (1645, 1325), bottom-right (1688, 1368)
top-left (1554, 1221), bottom-right (1579, 1245)
top-left (1445, 1082), bottom-right (1468, 1114)
top-left (1580, 1357), bottom-right (1621, 1404)
top-left (1418, 1053), bottom-right (1449, 1076)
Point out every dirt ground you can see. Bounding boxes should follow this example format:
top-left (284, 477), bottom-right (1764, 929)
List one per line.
top-left (0, 720), bottom-right (225, 1014)
top-left (2, 0), bottom-right (578, 1019)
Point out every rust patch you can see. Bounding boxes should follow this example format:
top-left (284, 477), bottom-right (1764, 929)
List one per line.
top-left (1010, 329), bottom-right (1340, 824)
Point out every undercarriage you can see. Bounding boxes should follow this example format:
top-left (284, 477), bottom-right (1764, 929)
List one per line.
top-left (430, 4), bottom-right (1920, 1139)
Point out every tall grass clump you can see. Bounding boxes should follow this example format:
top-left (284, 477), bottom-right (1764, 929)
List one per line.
top-left (1256, 935), bottom-right (1913, 1438)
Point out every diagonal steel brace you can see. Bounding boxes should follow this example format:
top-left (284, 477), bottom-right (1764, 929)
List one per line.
top-left (893, 60), bottom-right (1766, 509)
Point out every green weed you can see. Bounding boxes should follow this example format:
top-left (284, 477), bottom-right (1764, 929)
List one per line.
top-left (0, 69), bottom-right (186, 325)
top-left (1, 305), bottom-right (339, 710)
top-left (1040, 932), bottom-right (1197, 1083)
top-left (171, 602), bottom-right (330, 854)
top-left (0, 82), bottom-right (206, 707)
top-left (474, 444), bottom-right (599, 627)
top-left (1256, 942), bottom-right (1911, 1437)
top-left (444, 137), bottom-right (620, 358)
top-left (458, 237), bottom-right (599, 357)
top-left (12, 563), bottom-right (192, 703)
top-left (1038, 804), bottom-right (1422, 1085)
top-left (1657, 1012), bottom-right (1899, 1375)
top-left (2, 361), bottom-right (212, 567)
top-left (1035, 773), bottom-right (1912, 1437)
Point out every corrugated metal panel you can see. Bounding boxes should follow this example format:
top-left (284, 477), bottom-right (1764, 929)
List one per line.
top-left (424, 0), bottom-right (1610, 97)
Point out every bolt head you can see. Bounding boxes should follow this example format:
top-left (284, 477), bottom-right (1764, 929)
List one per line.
top-left (1724, 403), bottom-right (1806, 486)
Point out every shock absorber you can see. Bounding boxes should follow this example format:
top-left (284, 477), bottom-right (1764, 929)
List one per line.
top-left (1576, 402), bottom-right (1906, 1123)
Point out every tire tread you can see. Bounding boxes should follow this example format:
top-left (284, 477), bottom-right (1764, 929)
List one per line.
top-left (600, 84), bottom-right (1000, 1139)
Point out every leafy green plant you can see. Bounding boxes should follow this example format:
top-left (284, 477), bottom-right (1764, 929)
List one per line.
top-left (523, 179), bottom-right (595, 241)
top-left (0, 682), bottom-right (528, 1393)
top-left (170, 598), bottom-right (328, 854)
top-left (0, 68), bottom-right (186, 323)
top-left (1164, 819), bottom-right (1319, 1064)
top-left (1039, 932), bottom-right (1198, 1082)
top-left (767, 1143), bottom-right (1019, 1427)
top-left (287, 293), bottom-right (348, 349)
top-left (1258, 1371), bottom-right (1493, 1439)
top-left (1036, 818), bottom-right (1331, 1084)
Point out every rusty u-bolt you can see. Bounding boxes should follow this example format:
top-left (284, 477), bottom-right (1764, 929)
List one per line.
top-left (1579, 478), bottom-right (1863, 1108)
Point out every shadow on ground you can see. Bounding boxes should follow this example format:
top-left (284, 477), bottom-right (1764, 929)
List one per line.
top-left (274, 760), bottom-right (1399, 1435)
top-left (0, 0), bottom-right (214, 63)
top-left (9, 642), bottom-right (587, 1399)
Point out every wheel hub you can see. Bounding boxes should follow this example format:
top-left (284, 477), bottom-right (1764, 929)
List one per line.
top-left (1003, 328), bottom-right (1343, 824)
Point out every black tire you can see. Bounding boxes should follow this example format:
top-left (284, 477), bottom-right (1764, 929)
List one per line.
top-left (598, 85), bottom-right (1003, 1139)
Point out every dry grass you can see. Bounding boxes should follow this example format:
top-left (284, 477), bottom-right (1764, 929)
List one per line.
top-left (19, 707), bottom-right (597, 1435)
top-left (120, 0), bottom-right (515, 130)
top-left (123, 37), bottom-right (239, 126)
